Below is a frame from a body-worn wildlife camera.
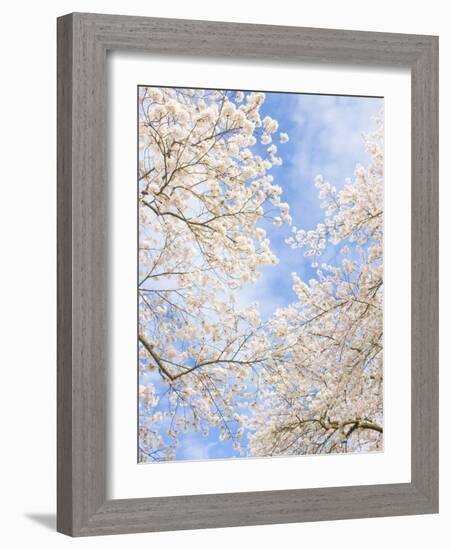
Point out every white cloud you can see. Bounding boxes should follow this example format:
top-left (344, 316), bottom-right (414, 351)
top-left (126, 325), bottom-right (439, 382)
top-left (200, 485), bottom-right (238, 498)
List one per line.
top-left (178, 437), bottom-right (213, 461)
top-left (291, 94), bottom-right (383, 185)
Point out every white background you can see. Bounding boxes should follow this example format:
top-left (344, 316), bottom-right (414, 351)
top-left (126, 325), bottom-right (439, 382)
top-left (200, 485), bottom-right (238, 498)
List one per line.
top-left (0, 1), bottom-right (447, 549)
top-left (110, 54), bottom-right (411, 498)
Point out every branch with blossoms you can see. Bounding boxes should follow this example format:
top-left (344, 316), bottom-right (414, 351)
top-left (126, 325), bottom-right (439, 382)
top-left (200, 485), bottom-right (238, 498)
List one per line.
top-left (247, 119), bottom-right (384, 456)
top-left (138, 87), bottom-right (291, 460)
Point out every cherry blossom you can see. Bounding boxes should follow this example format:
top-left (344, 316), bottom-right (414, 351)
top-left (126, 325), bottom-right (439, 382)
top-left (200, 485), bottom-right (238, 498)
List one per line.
top-left (138, 87), bottom-right (290, 461)
top-left (247, 120), bottom-right (384, 455)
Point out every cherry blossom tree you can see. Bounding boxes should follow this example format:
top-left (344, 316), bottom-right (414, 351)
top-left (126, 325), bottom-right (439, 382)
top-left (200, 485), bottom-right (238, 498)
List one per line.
top-left (247, 120), bottom-right (384, 456)
top-left (138, 86), bottom-right (291, 461)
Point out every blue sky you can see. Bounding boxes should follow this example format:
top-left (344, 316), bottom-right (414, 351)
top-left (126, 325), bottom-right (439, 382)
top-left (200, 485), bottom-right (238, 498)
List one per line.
top-left (140, 89), bottom-right (383, 463)
top-left (237, 91), bottom-right (383, 320)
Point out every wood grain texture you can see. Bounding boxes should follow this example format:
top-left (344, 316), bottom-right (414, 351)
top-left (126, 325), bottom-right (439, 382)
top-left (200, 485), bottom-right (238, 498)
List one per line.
top-left (57, 12), bottom-right (439, 536)
top-left (57, 13), bottom-right (74, 535)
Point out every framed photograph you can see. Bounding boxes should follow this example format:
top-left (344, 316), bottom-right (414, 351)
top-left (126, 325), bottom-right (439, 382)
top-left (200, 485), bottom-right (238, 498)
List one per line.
top-left (57, 12), bottom-right (438, 536)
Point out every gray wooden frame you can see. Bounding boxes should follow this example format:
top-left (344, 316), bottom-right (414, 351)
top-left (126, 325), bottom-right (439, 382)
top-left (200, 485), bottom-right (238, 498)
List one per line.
top-left (57, 12), bottom-right (439, 537)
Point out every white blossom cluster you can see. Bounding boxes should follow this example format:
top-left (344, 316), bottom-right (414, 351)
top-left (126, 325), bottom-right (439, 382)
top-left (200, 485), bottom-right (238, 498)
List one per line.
top-left (138, 87), bottom-right (290, 461)
top-left (247, 120), bottom-right (384, 456)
